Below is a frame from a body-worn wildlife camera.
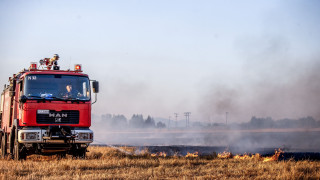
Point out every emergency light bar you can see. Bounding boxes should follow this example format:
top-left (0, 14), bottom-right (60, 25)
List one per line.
top-left (74, 64), bottom-right (82, 72)
top-left (29, 62), bottom-right (37, 71)
top-left (33, 55), bottom-right (82, 72)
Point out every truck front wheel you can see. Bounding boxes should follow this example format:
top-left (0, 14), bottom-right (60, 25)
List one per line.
top-left (14, 140), bottom-right (26, 160)
top-left (1, 133), bottom-right (7, 158)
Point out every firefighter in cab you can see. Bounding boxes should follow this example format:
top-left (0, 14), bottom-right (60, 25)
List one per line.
top-left (64, 84), bottom-right (81, 99)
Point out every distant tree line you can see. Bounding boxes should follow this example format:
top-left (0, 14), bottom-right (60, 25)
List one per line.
top-left (239, 116), bottom-right (320, 129)
top-left (100, 114), bottom-right (166, 129)
top-left (97, 114), bottom-right (320, 130)
top-left (205, 116), bottom-right (320, 129)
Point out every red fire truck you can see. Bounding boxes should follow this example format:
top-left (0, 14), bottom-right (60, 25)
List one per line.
top-left (0, 54), bottom-right (99, 160)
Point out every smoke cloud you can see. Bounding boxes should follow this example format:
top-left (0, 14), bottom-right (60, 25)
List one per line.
top-left (92, 35), bottom-right (320, 153)
top-left (199, 35), bottom-right (320, 122)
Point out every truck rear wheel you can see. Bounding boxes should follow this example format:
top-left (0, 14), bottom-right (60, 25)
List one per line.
top-left (14, 140), bottom-right (26, 160)
top-left (57, 152), bottom-right (67, 159)
top-left (1, 133), bottom-right (7, 158)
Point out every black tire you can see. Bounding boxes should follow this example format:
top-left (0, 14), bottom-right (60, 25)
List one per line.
top-left (79, 149), bottom-right (86, 159)
top-left (72, 148), bottom-right (86, 159)
top-left (1, 133), bottom-right (7, 158)
top-left (14, 140), bottom-right (26, 160)
top-left (9, 130), bottom-right (15, 155)
top-left (58, 152), bottom-right (67, 159)
top-left (0, 133), bottom-right (2, 151)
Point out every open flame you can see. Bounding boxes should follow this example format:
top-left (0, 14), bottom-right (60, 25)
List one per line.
top-left (233, 153), bottom-right (262, 160)
top-left (234, 154), bottom-right (255, 160)
top-left (217, 151), bottom-right (232, 159)
top-left (149, 149), bottom-right (283, 161)
top-left (262, 149), bottom-right (283, 162)
top-left (151, 152), bottom-right (167, 157)
top-left (217, 149), bottom-right (283, 162)
top-left (185, 152), bottom-right (199, 158)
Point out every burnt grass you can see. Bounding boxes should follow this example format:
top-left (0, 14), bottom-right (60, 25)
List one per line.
top-left (0, 146), bottom-right (319, 179)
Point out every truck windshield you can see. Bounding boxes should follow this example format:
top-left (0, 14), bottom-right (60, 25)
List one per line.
top-left (24, 75), bottom-right (90, 101)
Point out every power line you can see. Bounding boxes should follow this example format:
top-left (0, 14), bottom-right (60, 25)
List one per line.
top-left (174, 113), bottom-right (178, 128)
top-left (184, 112), bottom-right (191, 127)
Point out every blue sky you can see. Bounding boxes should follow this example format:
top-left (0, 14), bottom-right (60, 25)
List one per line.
top-left (1, 0), bottom-right (319, 123)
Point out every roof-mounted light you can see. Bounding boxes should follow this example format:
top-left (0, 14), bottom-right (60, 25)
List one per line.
top-left (29, 62), bottom-right (38, 71)
top-left (74, 64), bottom-right (82, 72)
top-left (53, 65), bottom-right (60, 70)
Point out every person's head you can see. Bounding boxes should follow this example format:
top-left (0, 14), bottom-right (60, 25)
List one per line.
top-left (66, 84), bottom-right (72, 92)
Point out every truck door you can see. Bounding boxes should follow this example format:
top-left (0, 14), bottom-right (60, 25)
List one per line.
top-left (0, 93), bottom-right (4, 127)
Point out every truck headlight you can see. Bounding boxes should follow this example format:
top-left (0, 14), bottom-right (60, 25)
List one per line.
top-left (78, 133), bottom-right (93, 140)
top-left (21, 132), bottom-right (39, 140)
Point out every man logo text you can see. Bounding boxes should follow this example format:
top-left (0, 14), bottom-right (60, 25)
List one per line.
top-left (49, 113), bottom-right (67, 118)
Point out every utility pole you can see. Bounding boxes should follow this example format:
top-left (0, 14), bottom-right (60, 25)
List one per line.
top-left (174, 113), bottom-right (178, 128)
top-left (184, 112), bottom-right (191, 127)
top-left (168, 116), bottom-right (171, 129)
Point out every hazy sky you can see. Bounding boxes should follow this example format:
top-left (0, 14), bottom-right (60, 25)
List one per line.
top-left (1, 0), bottom-right (319, 123)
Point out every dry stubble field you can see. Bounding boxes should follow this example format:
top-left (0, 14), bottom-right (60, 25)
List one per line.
top-left (0, 146), bottom-right (319, 179)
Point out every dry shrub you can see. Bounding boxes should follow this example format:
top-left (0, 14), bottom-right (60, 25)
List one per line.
top-left (102, 148), bottom-right (128, 158)
top-left (87, 146), bottom-right (131, 159)
top-left (87, 151), bottom-right (103, 159)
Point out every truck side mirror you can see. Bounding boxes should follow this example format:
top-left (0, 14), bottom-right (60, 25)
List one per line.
top-left (19, 95), bottom-right (27, 103)
top-left (92, 81), bottom-right (99, 93)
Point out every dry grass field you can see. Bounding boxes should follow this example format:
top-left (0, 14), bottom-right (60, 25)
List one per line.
top-left (0, 146), bottom-right (319, 179)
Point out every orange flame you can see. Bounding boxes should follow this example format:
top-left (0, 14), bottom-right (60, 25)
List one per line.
top-left (150, 148), bottom-right (283, 162)
top-left (186, 152), bottom-right (199, 158)
top-left (217, 151), bottom-right (232, 159)
top-left (262, 149), bottom-right (283, 162)
top-left (234, 154), bottom-right (252, 160)
top-left (151, 152), bottom-right (167, 157)
top-left (232, 149), bottom-right (283, 162)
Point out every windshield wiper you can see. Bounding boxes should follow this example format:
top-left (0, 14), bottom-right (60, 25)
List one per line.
top-left (26, 96), bottom-right (66, 101)
top-left (26, 95), bottom-right (44, 99)
top-left (26, 95), bottom-right (86, 102)
top-left (50, 96), bottom-right (66, 101)
top-left (66, 97), bottom-right (88, 102)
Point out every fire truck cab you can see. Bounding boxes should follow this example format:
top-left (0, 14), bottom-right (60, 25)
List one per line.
top-left (0, 55), bottom-right (99, 160)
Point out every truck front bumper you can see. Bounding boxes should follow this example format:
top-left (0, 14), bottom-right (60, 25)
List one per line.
top-left (18, 128), bottom-right (94, 144)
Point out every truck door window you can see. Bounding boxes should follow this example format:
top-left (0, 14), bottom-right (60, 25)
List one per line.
top-left (19, 81), bottom-right (23, 92)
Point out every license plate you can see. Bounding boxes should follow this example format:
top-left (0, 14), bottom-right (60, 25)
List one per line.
top-left (37, 110), bottom-right (50, 114)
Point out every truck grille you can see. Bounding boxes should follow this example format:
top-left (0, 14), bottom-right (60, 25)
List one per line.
top-left (36, 110), bottom-right (79, 124)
